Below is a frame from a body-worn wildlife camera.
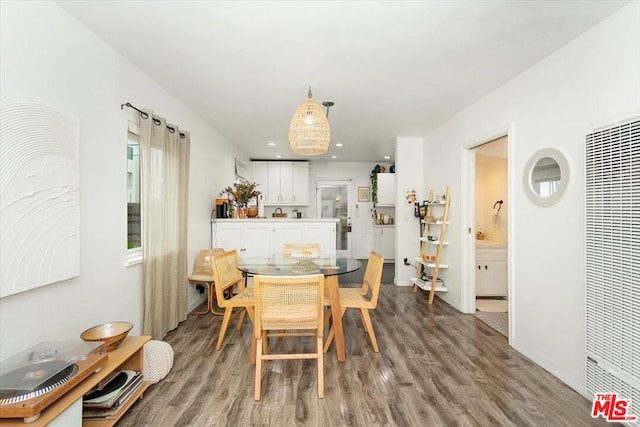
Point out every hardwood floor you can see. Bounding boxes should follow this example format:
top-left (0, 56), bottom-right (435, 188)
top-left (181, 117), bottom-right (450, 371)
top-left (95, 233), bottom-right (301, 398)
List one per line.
top-left (119, 284), bottom-right (609, 426)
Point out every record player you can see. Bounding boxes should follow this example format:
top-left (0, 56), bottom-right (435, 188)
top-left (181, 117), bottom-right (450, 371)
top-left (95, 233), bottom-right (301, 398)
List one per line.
top-left (0, 341), bottom-right (107, 423)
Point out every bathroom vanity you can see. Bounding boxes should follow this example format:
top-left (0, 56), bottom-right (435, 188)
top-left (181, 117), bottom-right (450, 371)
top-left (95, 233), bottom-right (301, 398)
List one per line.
top-left (476, 241), bottom-right (507, 297)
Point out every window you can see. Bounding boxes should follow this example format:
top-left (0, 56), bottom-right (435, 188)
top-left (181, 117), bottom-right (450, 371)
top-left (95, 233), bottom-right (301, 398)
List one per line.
top-left (127, 122), bottom-right (142, 264)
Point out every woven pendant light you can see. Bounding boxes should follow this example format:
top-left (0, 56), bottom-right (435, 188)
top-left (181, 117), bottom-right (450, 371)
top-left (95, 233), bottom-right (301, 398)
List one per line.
top-left (289, 88), bottom-right (330, 155)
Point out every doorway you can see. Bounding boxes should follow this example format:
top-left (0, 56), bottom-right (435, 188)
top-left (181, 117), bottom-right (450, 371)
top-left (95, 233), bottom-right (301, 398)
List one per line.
top-left (464, 134), bottom-right (511, 339)
top-left (315, 180), bottom-right (353, 257)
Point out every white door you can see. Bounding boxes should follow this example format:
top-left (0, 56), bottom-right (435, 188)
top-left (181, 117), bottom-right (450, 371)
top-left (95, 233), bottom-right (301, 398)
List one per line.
top-left (316, 180), bottom-right (352, 257)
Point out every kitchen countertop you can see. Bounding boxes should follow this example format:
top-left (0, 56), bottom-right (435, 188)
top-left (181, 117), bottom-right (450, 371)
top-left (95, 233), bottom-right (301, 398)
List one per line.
top-left (373, 224), bottom-right (395, 228)
top-left (213, 218), bottom-right (339, 222)
top-left (475, 240), bottom-right (507, 249)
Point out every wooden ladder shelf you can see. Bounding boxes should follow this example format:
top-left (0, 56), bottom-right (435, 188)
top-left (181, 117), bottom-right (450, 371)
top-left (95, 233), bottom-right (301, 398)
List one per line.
top-left (412, 186), bottom-right (451, 304)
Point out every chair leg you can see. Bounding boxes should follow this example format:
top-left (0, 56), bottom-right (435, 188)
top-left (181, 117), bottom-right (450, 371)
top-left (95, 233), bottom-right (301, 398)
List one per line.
top-left (190, 283), bottom-right (211, 315)
top-left (323, 307), bottom-right (345, 353)
top-left (324, 307), bottom-right (333, 325)
top-left (360, 309), bottom-right (379, 352)
top-left (246, 307), bottom-right (257, 365)
top-left (323, 325), bottom-right (335, 353)
top-left (216, 307), bottom-right (234, 350)
top-left (209, 285), bottom-right (224, 316)
top-left (263, 332), bottom-right (269, 356)
top-left (255, 335), bottom-right (263, 400)
top-left (317, 336), bottom-right (324, 398)
top-left (237, 308), bottom-right (247, 330)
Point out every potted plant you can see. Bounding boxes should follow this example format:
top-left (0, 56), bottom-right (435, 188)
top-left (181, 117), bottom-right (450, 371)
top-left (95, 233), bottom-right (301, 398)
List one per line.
top-left (370, 164), bottom-right (383, 213)
top-left (220, 181), bottom-right (261, 218)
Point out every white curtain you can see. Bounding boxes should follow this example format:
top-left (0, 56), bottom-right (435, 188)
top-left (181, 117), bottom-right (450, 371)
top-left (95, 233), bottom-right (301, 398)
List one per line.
top-left (139, 110), bottom-right (190, 340)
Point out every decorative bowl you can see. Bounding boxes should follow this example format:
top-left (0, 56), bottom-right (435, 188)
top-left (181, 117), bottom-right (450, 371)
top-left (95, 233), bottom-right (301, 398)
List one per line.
top-left (290, 250), bottom-right (319, 262)
top-left (291, 261), bottom-right (321, 275)
top-left (80, 321), bottom-right (133, 352)
top-left (421, 254), bottom-right (436, 263)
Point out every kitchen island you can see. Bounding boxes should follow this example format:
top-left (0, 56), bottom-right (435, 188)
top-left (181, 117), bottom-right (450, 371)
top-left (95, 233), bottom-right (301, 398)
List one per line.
top-left (212, 218), bottom-right (338, 257)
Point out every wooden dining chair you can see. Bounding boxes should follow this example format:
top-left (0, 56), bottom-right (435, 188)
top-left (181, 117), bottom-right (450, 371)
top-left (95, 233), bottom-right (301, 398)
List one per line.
top-left (187, 248), bottom-right (225, 315)
top-left (253, 274), bottom-right (325, 400)
top-left (211, 250), bottom-right (256, 360)
top-left (323, 251), bottom-right (384, 353)
top-left (282, 243), bottom-right (321, 257)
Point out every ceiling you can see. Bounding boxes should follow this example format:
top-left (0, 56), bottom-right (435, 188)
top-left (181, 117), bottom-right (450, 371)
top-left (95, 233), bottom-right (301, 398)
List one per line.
top-left (58, 0), bottom-right (628, 163)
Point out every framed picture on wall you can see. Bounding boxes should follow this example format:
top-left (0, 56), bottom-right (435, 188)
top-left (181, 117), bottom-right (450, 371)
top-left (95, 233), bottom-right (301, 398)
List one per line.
top-left (358, 187), bottom-right (370, 202)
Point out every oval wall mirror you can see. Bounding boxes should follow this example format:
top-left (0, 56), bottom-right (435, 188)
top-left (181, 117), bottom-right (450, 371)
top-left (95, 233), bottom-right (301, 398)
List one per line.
top-left (523, 147), bottom-right (569, 206)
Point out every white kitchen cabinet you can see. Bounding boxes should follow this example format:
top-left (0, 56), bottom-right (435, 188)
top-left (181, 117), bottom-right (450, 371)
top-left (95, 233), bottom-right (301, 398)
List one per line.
top-left (251, 161), bottom-right (309, 205)
top-left (476, 248), bottom-right (507, 296)
top-left (374, 226), bottom-right (395, 261)
top-left (274, 221), bottom-right (336, 255)
top-left (292, 162), bottom-right (309, 205)
top-left (214, 221), bottom-right (275, 258)
top-left (377, 173), bottom-right (396, 206)
top-left (304, 223), bottom-right (336, 254)
top-left (214, 220), bottom-right (337, 257)
top-left (270, 161), bottom-right (293, 204)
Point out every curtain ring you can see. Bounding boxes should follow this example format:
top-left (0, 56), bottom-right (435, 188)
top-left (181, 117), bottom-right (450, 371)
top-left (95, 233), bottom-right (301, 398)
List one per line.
top-left (153, 118), bottom-right (162, 126)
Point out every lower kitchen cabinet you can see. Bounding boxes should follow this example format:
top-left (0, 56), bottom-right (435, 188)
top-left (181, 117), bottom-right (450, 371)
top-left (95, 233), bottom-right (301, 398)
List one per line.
top-left (213, 220), bottom-right (337, 257)
top-left (215, 222), bottom-right (275, 258)
top-left (374, 226), bottom-right (395, 261)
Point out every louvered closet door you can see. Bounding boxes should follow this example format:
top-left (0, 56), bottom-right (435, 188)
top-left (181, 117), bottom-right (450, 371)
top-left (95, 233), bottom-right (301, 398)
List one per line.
top-left (585, 119), bottom-right (639, 423)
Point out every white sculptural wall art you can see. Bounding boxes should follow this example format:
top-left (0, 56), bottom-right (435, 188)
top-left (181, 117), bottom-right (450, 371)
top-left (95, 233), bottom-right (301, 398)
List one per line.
top-left (0, 97), bottom-right (80, 298)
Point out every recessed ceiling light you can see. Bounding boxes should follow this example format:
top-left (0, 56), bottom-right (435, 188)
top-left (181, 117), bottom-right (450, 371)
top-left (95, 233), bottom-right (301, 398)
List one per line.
top-left (335, 143), bottom-right (343, 147)
top-left (267, 142), bottom-right (277, 146)
top-left (276, 154), bottom-right (283, 158)
top-left (384, 156), bottom-right (391, 160)
top-left (331, 155), bottom-right (337, 159)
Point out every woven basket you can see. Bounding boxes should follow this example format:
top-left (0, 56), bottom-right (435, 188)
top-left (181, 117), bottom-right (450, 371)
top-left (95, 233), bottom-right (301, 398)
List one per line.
top-left (272, 208), bottom-right (287, 218)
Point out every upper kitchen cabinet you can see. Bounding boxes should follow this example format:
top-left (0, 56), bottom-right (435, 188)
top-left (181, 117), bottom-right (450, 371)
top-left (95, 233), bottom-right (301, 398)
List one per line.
top-left (291, 162), bottom-right (309, 205)
top-left (251, 161), bottom-right (309, 206)
top-left (377, 173), bottom-right (396, 206)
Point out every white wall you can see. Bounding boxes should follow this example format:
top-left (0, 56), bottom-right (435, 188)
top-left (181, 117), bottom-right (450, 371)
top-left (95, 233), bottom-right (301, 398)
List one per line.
top-left (475, 155), bottom-right (508, 243)
top-left (395, 137), bottom-right (423, 286)
top-left (422, 2), bottom-right (640, 395)
top-left (0, 1), bottom-right (239, 359)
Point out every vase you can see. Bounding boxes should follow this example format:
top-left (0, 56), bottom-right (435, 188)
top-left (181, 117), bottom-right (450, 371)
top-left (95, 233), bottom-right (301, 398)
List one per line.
top-left (237, 207), bottom-right (248, 218)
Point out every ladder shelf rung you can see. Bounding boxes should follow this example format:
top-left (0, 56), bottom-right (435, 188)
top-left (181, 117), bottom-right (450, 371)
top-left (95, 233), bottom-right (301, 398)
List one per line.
top-left (410, 277), bottom-right (448, 292)
top-left (414, 258), bottom-right (448, 268)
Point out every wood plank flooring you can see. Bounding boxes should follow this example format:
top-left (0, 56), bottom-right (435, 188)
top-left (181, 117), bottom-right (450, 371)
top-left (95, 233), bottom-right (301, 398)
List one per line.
top-left (119, 284), bottom-right (611, 426)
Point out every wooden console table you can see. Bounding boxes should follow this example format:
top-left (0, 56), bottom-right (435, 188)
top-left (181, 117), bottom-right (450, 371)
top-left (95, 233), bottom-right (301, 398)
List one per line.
top-left (2, 336), bottom-right (151, 427)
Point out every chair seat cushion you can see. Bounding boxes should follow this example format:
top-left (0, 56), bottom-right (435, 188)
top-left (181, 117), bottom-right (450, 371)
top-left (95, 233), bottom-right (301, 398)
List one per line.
top-left (188, 273), bottom-right (214, 282)
top-left (263, 304), bottom-right (317, 327)
top-left (324, 287), bottom-right (373, 308)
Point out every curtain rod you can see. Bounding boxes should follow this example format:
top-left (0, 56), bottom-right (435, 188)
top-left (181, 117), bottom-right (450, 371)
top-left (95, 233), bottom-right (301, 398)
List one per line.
top-left (121, 102), bottom-right (186, 139)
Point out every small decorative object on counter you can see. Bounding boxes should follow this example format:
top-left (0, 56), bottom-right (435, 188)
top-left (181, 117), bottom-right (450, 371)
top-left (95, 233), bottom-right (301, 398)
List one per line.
top-left (257, 194), bottom-right (265, 218)
top-left (272, 207), bottom-right (287, 218)
top-left (476, 229), bottom-right (484, 240)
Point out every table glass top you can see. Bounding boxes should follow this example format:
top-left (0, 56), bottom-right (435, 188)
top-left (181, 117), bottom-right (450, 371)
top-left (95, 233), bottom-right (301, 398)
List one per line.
top-left (237, 256), bottom-right (361, 277)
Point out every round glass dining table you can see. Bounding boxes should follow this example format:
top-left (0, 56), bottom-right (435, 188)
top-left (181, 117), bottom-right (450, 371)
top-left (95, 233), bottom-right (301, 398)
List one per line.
top-left (236, 256), bottom-right (361, 277)
top-left (237, 255), bottom-right (361, 363)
